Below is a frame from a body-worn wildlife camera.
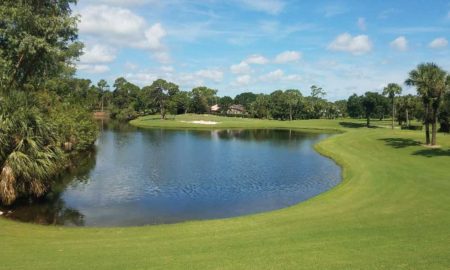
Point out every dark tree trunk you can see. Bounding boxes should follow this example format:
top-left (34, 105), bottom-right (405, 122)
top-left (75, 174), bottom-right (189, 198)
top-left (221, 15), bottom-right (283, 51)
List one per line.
top-left (160, 102), bottom-right (165, 119)
top-left (289, 105), bottom-right (292, 121)
top-left (391, 99), bottom-right (395, 129)
top-left (431, 108), bottom-right (438, 146)
top-left (424, 103), bottom-right (430, 145)
top-left (405, 108), bottom-right (409, 127)
top-left (366, 115), bottom-right (370, 127)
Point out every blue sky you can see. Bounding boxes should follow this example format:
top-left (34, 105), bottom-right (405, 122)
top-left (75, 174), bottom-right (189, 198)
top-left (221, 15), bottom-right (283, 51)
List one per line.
top-left (75, 0), bottom-right (450, 100)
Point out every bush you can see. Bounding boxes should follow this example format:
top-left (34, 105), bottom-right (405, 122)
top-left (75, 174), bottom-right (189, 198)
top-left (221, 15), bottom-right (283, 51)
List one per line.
top-left (401, 124), bottom-right (423, 130)
top-left (50, 104), bottom-right (99, 152)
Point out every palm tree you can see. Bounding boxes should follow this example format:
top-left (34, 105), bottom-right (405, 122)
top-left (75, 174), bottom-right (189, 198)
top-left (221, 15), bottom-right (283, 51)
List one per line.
top-left (383, 83), bottom-right (402, 129)
top-left (0, 93), bottom-right (64, 205)
top-left (400, 95), bottom-right (416, 127)
top-left (406, 63), bottom-right (447, 145)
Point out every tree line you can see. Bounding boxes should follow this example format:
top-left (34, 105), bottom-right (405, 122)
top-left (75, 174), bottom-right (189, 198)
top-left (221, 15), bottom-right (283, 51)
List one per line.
top-left (78, 67), bottom-right (450, 148)
top-left (74, 78), bottom-right (347, 121)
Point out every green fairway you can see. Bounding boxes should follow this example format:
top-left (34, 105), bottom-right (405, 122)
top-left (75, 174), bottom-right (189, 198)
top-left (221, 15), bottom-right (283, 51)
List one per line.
top-left (1, 115), bottom-right (449, 269)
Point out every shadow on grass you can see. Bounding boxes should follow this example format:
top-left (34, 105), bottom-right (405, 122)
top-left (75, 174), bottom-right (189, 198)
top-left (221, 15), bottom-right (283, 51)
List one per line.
top-left (412, 148), bottom-right (450, 158)
top-left (339, 122), bottom-right (366, 128)
top-left (339, 122), bottom-right (380, 129)
top-left (379, 138), bottom-right (422, 148)
top-left (140, 117), bottom-right (176, 122)
top-left (380, 137), bottom-right (450, 157)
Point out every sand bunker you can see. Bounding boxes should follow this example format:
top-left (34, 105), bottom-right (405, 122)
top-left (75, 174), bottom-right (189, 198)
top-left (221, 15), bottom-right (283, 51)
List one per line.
top-left (180, 120), bottom-right (219, 125)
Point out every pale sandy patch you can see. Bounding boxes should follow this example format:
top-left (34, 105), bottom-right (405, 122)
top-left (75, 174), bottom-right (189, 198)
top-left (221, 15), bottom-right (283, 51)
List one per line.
top-left (180, 120), bottom-right (219, 125)
top-left (421, 144), bottom-right (441, 149)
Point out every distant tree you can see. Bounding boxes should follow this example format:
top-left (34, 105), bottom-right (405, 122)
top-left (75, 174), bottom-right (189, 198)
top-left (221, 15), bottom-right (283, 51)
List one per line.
top-left (218, 96), bottom-right (233, 114)
top-left (190, 86), bottom-right (217, 114)
top-left (334, 100), bottom-right (348, 117)
top-left (362, 92), bottom-right (384, 127)
top-left (383, 83), bottom-right (403, 129)
top-left (347, 94), bottom-right (363, 118)
top-left (171, 91), bottom-right (191, 114)
top-left (398, 95), bottom-right (416, 127)
top-left (97, 79), bottom-right (109, 112)
top-left (251, 94), bottom-right (271, 119)
top-left (285, 89), bottom-right (302, 121)
top-left (310, 85), bottom-right (326, 98)
top-left (406, 63), bottom-right (447, 145)
top-left (234, 92), bottom-right (257, 110)
top-left (148, 79), bottom-right (180, 119)
top-left (269, 90), bottom-right (288, 120)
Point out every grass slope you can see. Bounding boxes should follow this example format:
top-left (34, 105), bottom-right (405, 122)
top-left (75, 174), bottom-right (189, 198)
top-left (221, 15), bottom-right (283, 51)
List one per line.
top-left (1, 115), bottom-right (449, 269)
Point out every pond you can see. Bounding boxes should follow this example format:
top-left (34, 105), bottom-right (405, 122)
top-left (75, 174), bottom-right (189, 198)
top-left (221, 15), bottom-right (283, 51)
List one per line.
top-left (3, 124), bottom-right (341, 227)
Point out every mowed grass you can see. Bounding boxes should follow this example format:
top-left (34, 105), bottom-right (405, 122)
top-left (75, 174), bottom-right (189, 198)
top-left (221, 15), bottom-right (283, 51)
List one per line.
top-left (1, 115), bottom-right (449, 269)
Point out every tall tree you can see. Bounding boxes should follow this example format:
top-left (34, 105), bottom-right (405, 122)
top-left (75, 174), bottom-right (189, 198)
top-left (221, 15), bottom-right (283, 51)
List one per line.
top-left (398, 95), bottom-right (416, 127)
top-left (148, 79), bottom-right (180, 119)
top-left (285, 89), bottom-right (302, 121)
top-left (251, 94), bottom-right (271, 119)
top-left (362, 92), bottom-right (384, 127)
top-left (234, 92), bottom-right (257, 110)
top-left (406, 63), bottom-right (447, 145)
top-left (310, 85), bottom-right (326, 98)
top-left (218, 96), bottom-right (233, 114)
top-left (191, 86), bottom-right (217, 114)
top-left (382, 83), bottom-right (402, 129)
top-left (0, 0), bottom-right (81, 93)
top-left (347, 94), bottom-right (364, 118)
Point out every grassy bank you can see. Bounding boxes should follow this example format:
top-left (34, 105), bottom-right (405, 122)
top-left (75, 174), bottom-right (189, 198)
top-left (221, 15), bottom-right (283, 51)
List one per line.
top-left (1, 115), bottom-right (449, 269)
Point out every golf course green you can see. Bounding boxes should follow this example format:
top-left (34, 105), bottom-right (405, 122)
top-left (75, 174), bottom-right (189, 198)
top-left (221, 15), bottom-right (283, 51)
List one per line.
top-left (1, 115), bottom-right (449, 269)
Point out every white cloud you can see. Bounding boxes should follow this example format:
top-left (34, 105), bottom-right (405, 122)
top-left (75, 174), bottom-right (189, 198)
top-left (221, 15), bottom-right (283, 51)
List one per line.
top-left (124, 61), bottom-right (138, 70)
top-left (429, 37), bottom-right (448, 49)
top-left (79, 5), bottom-right (170, 63)
top-left (284, 74), bottom-right (302, 81)
top-left (79, 5), bottom-right (146, 39)
top-left (230, 61), bottom-right (251, 74)
top-left (357, 17), bottom-right (366, 31)
top-left (239, 0), bottom-right (285, 15)
top-left (260, 69), bottom-right (284, 81)
top-left (77, 64), bottom-right (110, 74)
top-left (230, 54), bottom-right (268, 75)
top-left (80, 44), bottom-right (116, 64)
top-left (125, 72), bottom-right (157, 86)
top-left (390, 36), bottom-right (408, 51)
top-left (161, 66), bottom-right (175, 72)
top-left (245, 54), bottom-right (269, 64)
top-left (153, 51), bottom-right (171, 64)
top-left (235, 75), bottom-right (251, 86)
top-left (196, 69), bottom-right (224, 82)
top-left (145, 23), bottom-right (166, 50)
top-left (328, 33), bottom-right (372, 55)
top-left (177, 74), bottom-right (204, 88)
top-left (274, 51), bottom-right (302, 63)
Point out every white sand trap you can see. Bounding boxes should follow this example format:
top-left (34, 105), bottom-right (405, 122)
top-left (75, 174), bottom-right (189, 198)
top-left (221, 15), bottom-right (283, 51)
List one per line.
top-left (180, 120), bottom-right (219, 125)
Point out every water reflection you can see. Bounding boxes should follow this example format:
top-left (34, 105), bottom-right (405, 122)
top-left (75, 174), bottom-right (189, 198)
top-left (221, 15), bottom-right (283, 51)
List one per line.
top-left (3, 125), bottom-right (341, 227)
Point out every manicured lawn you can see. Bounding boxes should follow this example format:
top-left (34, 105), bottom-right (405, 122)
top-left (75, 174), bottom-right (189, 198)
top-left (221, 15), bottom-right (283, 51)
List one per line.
top-left (1, 115), bottom-right (449, 269)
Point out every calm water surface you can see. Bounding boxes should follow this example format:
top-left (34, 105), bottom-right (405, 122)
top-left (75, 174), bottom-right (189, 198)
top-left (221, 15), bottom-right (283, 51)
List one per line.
top-left (4, 124), bottom-right (341, 226)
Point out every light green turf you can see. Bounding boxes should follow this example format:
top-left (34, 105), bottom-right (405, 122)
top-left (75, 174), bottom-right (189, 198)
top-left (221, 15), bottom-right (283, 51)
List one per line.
top-left (1, 115), bottom-right (449, 269)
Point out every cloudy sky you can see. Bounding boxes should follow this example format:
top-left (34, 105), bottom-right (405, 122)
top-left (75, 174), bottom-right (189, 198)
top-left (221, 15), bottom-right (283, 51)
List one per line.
top-left (75, 0), bottom-right (450, 100)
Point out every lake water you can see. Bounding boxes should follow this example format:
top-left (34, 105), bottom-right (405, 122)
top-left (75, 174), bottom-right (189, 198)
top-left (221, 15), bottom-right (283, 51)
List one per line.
top-left (4, 124), bottom-right (341, 227)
